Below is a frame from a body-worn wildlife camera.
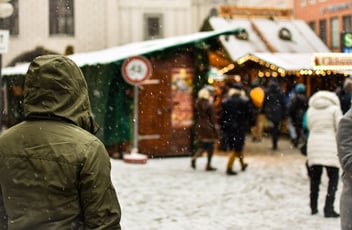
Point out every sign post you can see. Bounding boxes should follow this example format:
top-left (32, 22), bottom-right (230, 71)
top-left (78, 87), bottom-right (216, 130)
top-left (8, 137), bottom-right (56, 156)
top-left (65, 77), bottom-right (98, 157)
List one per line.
top-left (121, 56), bottom-right (152, 163)
top-left (0, 29), bottom-right (10, 133)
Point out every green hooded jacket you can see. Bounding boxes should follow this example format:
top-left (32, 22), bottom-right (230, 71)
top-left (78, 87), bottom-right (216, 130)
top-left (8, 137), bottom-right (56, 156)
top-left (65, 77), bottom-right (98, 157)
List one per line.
top-left (0, 55), bottom-right (121, 229)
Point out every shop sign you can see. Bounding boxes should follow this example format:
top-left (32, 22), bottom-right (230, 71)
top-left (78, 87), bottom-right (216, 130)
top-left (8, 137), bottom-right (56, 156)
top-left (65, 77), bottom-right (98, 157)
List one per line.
top-left (0, 30), bottom-right (9, 54)
top-left (341, 32), bottom-right (352, 53)
top-left (313, 53), bottom-right (352, 70)
top-left (121, 56), bottom-right (152, 85)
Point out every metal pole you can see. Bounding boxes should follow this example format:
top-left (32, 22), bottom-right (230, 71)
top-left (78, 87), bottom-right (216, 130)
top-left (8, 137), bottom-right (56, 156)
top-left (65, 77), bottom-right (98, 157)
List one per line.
top-left (132, 85), bottom-right (139, 151)
top-left (0, 53), bottom-right (2, 132)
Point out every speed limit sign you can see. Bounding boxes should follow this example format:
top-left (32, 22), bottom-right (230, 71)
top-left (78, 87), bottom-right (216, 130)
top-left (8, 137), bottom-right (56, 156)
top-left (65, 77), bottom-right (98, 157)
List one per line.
top-left (121, 56), bottom-right (152, 85)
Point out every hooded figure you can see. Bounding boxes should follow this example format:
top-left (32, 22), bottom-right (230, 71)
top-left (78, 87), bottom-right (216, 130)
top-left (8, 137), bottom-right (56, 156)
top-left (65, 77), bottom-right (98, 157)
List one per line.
top-left (307, 90), bottom-right (342, 218)
top-left (0, 55), bottom-right (121, 229)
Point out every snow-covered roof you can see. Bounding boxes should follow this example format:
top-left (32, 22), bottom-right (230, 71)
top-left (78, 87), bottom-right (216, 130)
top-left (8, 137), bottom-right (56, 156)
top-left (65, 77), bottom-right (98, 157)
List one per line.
top-left (248, 53), bottom-right (314, 71)
top-left (2, 28), bottom-right (241, 76)
top-left (209, 16), bottom-right (330, 70)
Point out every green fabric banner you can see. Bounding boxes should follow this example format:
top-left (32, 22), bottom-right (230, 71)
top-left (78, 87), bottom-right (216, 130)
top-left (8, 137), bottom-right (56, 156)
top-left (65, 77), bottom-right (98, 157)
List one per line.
top-left (3, 62), bottom-right (133, 146)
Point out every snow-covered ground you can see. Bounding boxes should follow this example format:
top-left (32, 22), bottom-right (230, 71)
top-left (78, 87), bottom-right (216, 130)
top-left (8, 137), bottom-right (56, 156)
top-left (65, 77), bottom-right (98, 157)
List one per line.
top-left (111, 136), bottom-right (341, 230)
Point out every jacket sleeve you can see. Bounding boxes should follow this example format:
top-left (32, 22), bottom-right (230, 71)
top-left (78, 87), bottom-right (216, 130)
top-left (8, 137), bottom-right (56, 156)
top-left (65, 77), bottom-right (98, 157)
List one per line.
top-left (337, 111), bottom-right (352, 175)
top-left (79, 140), bottom-right (121, 229)
top-left (0, 185), bottom-right (7, 230)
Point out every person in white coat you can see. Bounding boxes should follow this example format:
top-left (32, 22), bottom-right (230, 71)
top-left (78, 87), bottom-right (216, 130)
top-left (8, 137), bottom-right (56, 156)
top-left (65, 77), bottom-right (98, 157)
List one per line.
top-left (306, 90), bottom-right (342, 217)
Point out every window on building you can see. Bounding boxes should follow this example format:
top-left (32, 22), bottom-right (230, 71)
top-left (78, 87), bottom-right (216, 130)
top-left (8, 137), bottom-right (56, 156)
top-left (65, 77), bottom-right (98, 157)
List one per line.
top-left (343, 15), bottom-right (352, 32)
top-left (0, 0), bottom-right (19, 35)
top-left (309, 0), bottom-right (316, 4)
top-left (144, 14), bottom-right (163, 40)
top-left (308, 21), bottom-right (316, 32)
top-left (49, 0), bottom-right (74, 36)
top-left (301, 0), bottom-right (306, 7)
top-left (319, 19), bottom-right (327, 45)
top-left (331, 17), bottom-right (339, 49)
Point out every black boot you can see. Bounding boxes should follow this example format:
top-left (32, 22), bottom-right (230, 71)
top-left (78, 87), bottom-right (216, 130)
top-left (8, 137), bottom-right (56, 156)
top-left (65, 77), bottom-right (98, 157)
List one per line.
top-left (242, 163), bottom-right (248, 171)
top-left (324, 195), bottom-right (339, 218)
top-left (324, 167), bottom-right (339, 218)
top-left (324, 209), bottom-right (340, 218)
top-left (226, 168), bottom-right (237, 175)
top-left (205, 151), bottom-right (216, 171)
top-left (205, 165), bottom-right (217, 171)
top-left (311, 209), bottom-right (318, 215)
top-left (191, 159), bottom-right (196, 169)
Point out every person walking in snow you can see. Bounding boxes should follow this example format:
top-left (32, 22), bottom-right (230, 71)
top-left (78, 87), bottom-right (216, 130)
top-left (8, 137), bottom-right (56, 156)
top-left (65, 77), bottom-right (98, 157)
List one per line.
top-left (263, 79), bottom-right (286, 150)
top-left (220, 83), bottom-right (253, 175)
top-left (336, 77), bottom-right (352, 114)
top-left (287, 83), bottom-right (308, 147)
top-left (191, 87), bottom-right (218, 171)
top-left (0, 55), bottom-right (121, 229)
top-left (249, 80), bottom-right (265, 143)
top-left (306, 90), bottom-right (342, 218)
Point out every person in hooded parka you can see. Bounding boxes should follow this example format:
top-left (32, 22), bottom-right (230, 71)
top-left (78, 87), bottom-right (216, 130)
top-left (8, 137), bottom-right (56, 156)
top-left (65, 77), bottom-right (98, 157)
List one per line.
top-left (307, 90), bottom-right (342, 218)
top-left (0, 55), bottom-right (121, 229)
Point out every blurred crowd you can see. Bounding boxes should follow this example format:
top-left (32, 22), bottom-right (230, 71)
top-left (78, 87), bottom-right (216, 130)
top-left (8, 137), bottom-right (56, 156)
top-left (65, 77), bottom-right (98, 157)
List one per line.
top-left (192, 75), bottom-right (352, 221)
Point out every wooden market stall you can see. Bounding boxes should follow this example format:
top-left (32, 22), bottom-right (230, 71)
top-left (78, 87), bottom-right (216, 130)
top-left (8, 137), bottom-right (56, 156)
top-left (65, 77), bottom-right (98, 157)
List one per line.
top-left (1, 28), bottom-right (242, 157)
top-left (202, 6), bottom-right (350, 95)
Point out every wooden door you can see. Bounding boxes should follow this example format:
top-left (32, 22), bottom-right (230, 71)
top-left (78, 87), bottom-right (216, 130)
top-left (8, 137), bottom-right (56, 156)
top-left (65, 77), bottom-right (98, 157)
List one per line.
top-left (138, 54), bottom-right (195, 157)
top-left (138, 60), bottom-right (172, 157)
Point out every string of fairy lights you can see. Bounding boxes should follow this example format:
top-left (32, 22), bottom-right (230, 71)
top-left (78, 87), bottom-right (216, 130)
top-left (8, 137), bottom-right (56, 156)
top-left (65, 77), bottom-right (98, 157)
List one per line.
top-left (209, 53), bottom-right (350, 82)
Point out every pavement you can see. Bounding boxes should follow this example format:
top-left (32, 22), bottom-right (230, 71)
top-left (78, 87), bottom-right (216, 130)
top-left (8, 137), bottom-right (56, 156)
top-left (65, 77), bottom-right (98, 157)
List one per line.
top-left (110, 134), bottom-right (341, 230)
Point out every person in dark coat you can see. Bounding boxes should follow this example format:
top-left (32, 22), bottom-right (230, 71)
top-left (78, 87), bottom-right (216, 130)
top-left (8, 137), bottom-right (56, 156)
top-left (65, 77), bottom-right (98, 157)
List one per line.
top-left (337, 107), bottom-right (352, 229)
top-left (287, 83), bottom-right (308, 147)
top-left (0, 55), bottom-right (122, 229)
top-left (191, 87), bottom-right (218, 171)
top-left (263, 79), bottom-right (286, 150)
top-left (336, 77), bottom-right (352, 114)
top-left (221, 84), bottom-right (253, 175)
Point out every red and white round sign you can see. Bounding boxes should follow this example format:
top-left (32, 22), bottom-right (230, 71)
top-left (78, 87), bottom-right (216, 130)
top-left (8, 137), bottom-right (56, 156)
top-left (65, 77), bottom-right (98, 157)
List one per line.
top-left (121, 56), bottom-right (152, 85)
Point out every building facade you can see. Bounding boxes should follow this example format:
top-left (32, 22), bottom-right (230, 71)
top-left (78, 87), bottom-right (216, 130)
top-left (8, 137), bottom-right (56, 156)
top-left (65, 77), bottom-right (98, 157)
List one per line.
top-left (294, 0), bottom-right (352, 52)
top-left (0, 0), bottom-right (242, 67)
